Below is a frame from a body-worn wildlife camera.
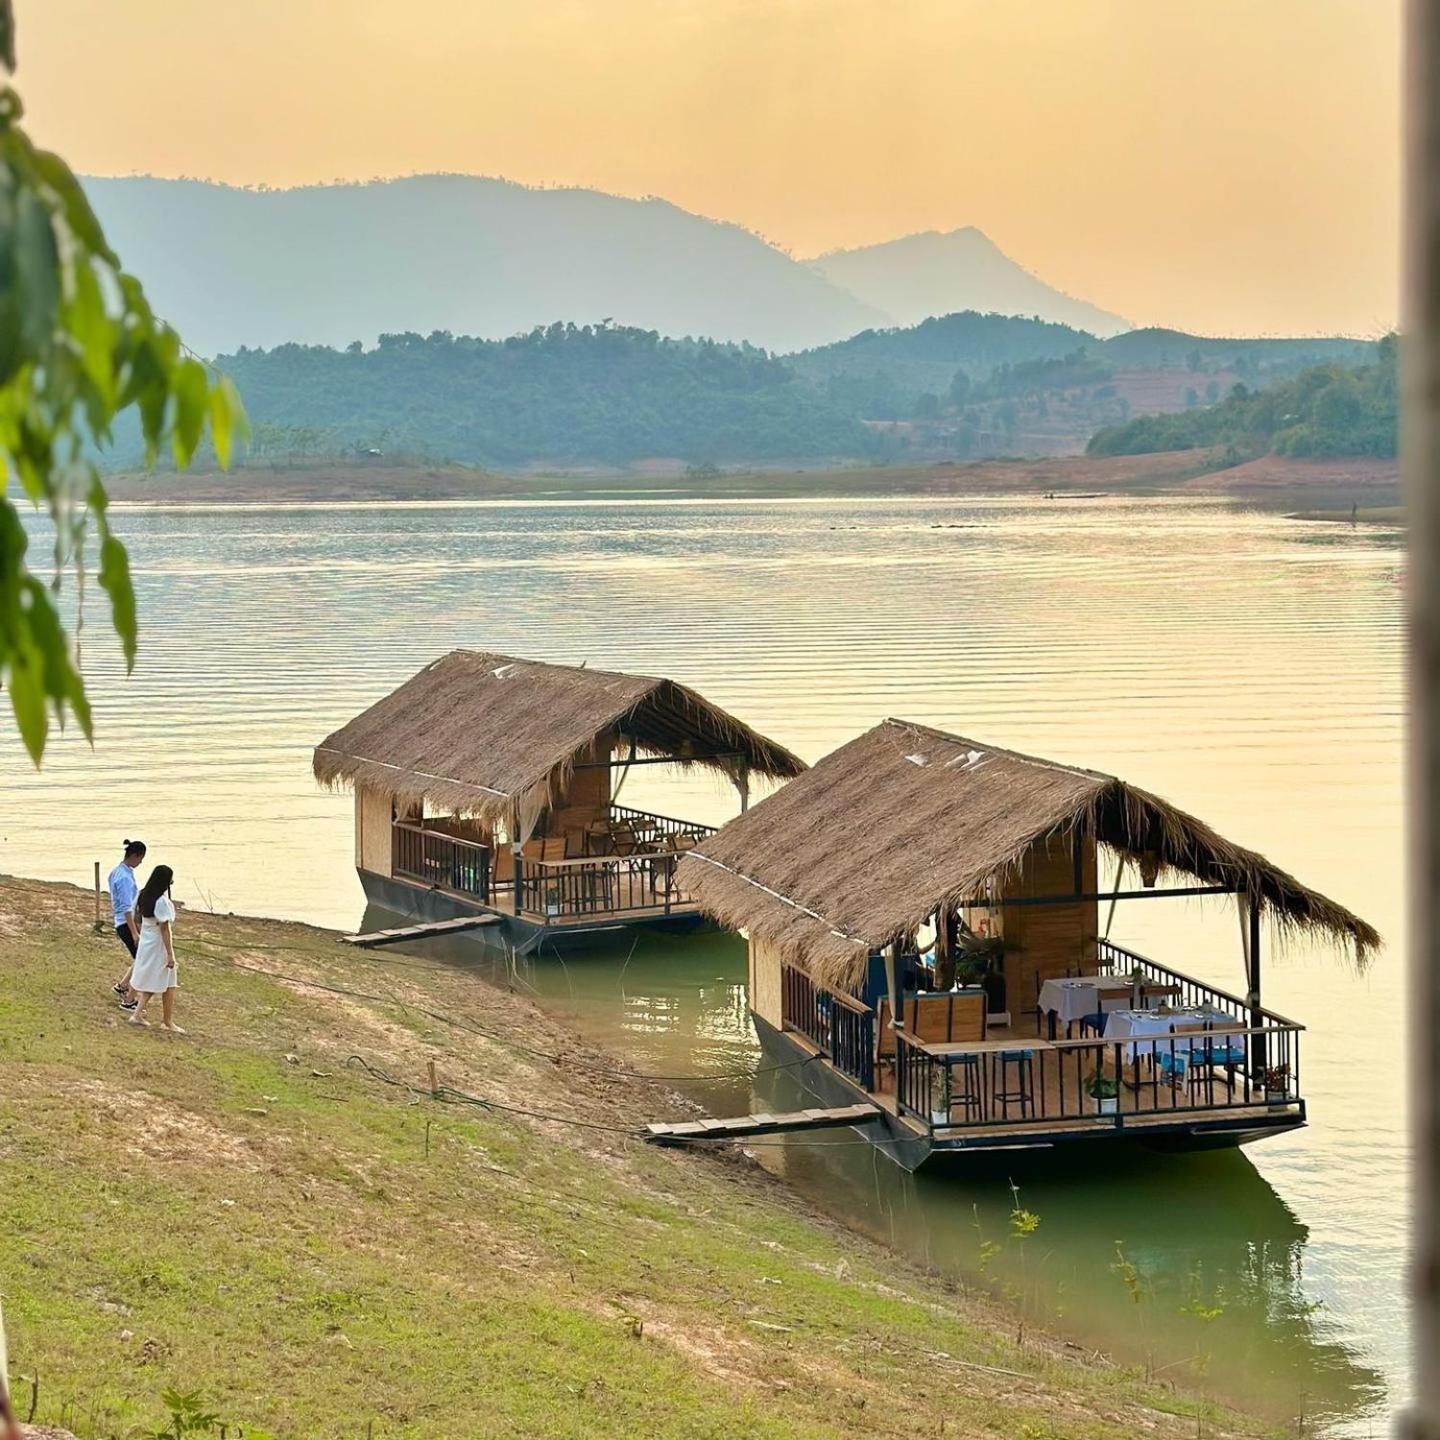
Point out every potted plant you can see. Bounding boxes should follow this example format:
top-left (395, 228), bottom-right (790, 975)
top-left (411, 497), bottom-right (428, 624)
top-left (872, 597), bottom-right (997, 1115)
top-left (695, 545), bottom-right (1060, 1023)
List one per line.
top-left (1086, 1071), bottom-right (1120, 1115)
top-left (929, 1074), bottom-right (950, 1127)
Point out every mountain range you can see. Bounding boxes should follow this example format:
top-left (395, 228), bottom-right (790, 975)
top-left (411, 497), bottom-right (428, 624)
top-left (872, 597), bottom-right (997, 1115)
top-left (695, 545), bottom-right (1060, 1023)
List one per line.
top-left (806, 228), bottom-right (1128, 337)
top-left (82, 174), bottom-right (1128, 356)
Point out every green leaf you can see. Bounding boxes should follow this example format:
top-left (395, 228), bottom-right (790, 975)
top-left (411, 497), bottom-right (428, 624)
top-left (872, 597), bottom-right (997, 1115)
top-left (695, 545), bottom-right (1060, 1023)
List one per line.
top-left (67, 259), bottom-right (115, 407)
top-left (13, 187), bottom-right (58, 355)
top-left (208, 374), bottom-right (235, 469)
top-left (5, 635), bottom-right (47, 762)
top-left (1, 1), bottom-right (15, 73)
top-left (97, 524), bottom-right (136, 672)
top-left (170, 356), bottom-right (209, 468)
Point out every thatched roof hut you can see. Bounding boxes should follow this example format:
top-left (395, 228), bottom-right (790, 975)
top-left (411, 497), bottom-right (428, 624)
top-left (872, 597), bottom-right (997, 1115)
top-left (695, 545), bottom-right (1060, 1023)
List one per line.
top-left (314, 650), bottom-right (806, 826)
top-left (675, 718), bottom-right (1378, 988)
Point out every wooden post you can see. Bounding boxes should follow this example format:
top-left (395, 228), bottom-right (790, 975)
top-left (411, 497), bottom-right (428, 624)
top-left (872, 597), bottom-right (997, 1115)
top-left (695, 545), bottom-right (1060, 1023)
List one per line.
top-left (736, 765), bottom-right (751, 814)
top-left (1245, 889), bottom-right (1266, 1077)
top-left (1406, 6), bottom-right (1440, 1431)
top-left (93, 860), bottom-right (102, 930)
top-left (513, 850), bottom-right (523, 917)
top-left (427, 1060), bottom-right (438, 1095)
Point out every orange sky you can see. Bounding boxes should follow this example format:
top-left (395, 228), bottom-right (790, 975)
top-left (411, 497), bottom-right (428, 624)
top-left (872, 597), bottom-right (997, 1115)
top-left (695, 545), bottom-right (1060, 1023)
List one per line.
top-left (21, 0), bottom-right (1400, 336)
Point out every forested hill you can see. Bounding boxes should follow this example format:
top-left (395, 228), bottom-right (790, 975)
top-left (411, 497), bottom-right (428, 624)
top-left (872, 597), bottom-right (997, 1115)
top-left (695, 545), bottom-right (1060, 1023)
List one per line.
top-left (217, 325), bottom-right (874, 467)
top-left (1087, 337), bottom-right (1397, 459)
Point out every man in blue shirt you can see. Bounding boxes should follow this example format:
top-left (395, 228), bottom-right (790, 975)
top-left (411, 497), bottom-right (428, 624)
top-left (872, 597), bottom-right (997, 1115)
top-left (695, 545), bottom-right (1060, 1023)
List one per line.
top-left (108, 839), bottom-right (145, 1010)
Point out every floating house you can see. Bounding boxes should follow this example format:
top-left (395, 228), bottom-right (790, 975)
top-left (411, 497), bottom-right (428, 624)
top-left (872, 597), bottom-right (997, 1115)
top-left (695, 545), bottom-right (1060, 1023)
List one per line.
top-left (315, 650), bottom-right (806, 952)
top-left (675, 719), bottom-right (1377, 1168)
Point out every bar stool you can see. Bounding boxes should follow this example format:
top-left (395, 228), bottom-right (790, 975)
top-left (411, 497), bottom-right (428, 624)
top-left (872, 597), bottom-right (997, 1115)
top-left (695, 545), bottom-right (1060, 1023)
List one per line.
top-left (994, 1048), bottom-right (1036, 1120)
top-left (949, 1054), bottom-right (984, 1124)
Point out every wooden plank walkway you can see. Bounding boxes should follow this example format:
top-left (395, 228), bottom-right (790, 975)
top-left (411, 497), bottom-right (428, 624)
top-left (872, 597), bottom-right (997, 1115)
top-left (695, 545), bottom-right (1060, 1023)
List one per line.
top-left (341, 915), bottom-right (503, 948)
top-left (644, 1104), bottom-right (882, 1145)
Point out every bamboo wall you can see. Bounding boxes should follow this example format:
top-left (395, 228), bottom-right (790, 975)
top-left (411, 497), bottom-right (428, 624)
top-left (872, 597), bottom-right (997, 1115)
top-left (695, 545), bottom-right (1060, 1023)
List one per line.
top-left (749, 935), bottom-right (785, 1030)
top-left (356, 786), bottom-right (394, 876)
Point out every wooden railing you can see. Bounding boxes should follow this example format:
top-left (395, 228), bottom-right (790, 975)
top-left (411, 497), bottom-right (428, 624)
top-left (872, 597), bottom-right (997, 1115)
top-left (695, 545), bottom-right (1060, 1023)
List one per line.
top-left (393, 824), bottom-right (491, 902)
top-left (780, 964), bottom-right (875, 1091)
top-left (515, 852), bottom-right (695, 920)
top-left (606, 803), bottom-right (719, 850)
top-left (895, 1021), bottom-right (1303, 1134)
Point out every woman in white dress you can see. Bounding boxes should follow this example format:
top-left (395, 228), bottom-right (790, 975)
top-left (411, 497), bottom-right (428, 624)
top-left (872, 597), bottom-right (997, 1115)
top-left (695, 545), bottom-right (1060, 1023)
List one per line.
top-left (129, 865), bottom-right (184, 1034)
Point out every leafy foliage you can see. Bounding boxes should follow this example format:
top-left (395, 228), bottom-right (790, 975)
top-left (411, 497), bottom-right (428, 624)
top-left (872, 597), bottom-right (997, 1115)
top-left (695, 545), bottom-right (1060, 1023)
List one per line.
top-left (212, 324), bottom-right (873, 467)
top-left (0, 44), bottom-right (245, 760)
top-left (1086, 337), bottom-right (1397, 460)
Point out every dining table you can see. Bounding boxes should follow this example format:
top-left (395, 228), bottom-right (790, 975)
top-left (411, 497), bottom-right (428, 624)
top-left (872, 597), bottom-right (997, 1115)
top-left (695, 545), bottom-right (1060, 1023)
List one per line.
top-left (1103, 1004), bottom-right (1244, 1059)
top-left (1036, 973), bottom-right (1183, 1037)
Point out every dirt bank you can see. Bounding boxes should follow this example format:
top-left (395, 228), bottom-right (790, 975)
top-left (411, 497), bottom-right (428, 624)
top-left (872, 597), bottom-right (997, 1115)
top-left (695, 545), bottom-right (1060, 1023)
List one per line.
top-left (0, 874), bottom-right (1264, 1439)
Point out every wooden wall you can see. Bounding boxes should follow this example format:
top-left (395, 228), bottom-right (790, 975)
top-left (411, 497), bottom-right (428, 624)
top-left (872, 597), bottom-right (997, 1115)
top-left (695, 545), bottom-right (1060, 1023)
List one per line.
top-left (749, 935), bottom-right (784, 1030)
top-left (546, 728), bottom-right (615, 850)
top-left (356, 786), bottom-right (394, 876)
top-left (998, 833), bottom-right (1098, 1012)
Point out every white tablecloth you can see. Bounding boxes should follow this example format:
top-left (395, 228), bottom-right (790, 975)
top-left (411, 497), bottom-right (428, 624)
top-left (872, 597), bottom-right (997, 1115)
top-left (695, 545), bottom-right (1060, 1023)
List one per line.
top-left (1105, 1006), bottom-right (1243, 1058)
top-left (1037, 975), bottom-right (1142, 1025)
top-left (1037, 977), bottom-right (1106, 1025)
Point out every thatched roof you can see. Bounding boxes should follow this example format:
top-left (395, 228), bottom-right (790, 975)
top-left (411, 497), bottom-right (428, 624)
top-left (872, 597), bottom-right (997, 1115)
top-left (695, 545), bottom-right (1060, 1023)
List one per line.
top-left (314, 650), bottom-right (806, 823)
top-left (676, 718), bottom-right (1379, 987)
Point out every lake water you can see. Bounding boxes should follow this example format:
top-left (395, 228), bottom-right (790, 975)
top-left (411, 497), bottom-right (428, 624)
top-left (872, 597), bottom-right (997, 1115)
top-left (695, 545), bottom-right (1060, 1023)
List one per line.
top-left (1, 491), bottom-right (1406, 1432)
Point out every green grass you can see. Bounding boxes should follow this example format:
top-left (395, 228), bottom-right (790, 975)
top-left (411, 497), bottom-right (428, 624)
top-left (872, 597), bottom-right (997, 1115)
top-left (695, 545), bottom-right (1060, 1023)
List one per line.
top-left (0, 876), bottom-right (1269, 1439)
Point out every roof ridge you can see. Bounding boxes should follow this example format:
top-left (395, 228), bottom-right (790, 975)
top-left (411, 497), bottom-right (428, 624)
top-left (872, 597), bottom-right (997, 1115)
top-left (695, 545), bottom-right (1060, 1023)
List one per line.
top-left (880, 717), bottom-right (1116, 785)
top-left (448, 648), bottom-right (666, 689)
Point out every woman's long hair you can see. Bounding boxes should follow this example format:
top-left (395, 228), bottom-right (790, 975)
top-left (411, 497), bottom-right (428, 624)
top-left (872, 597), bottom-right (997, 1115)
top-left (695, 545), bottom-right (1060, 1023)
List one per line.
top-left (137, 865), bottom-right (174, 919)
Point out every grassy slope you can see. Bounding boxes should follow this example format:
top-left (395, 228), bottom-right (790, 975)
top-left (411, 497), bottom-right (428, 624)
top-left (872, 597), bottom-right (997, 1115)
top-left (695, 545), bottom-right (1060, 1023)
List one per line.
top-left (0, 877), bottom-right (1268, 1440)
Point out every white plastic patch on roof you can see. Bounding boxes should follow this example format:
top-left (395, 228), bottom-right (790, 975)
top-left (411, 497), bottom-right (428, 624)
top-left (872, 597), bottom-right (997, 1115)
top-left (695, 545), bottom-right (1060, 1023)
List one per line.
top-left (904, 752), bottom-right (930, 766)
top-left (946, 748), bottom-right (988, 771)
top-left (491, 664), bottom-right (518, 679)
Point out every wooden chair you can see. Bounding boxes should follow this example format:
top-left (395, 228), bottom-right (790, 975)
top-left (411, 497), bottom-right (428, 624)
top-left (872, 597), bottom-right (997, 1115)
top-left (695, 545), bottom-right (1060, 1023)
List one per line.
top-left (875, 990), bottom-right (986, 1078)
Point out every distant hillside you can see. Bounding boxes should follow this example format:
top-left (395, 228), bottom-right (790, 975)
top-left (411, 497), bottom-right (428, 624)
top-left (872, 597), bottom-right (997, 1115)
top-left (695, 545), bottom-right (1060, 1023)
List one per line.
top-left (808, 228), bottom-right (1129, 337)
top-left (1100, 326), bottom-right (1374, 373)
top-left (1088, 338), bottom-right (1397, 460)
top-left (788, 311), bottom-right (1095, 412)
top-left (82, 174), bottom-right (886, 356)
top-left (211, 325), bottom-right (876, 468)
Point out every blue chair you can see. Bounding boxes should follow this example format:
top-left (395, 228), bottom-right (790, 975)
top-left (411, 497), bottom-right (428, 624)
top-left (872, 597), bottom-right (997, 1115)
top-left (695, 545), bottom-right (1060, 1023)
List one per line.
top-left (1079, 1011), bottom-right (1108, 1039)
top-left (1157, 1050), bottom-right (1189, 1085)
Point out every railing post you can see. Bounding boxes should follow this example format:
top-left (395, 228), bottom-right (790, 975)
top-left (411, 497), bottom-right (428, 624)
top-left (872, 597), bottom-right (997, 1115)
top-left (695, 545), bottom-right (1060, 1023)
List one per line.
top-left (513, 851), bottom-right (523, 917)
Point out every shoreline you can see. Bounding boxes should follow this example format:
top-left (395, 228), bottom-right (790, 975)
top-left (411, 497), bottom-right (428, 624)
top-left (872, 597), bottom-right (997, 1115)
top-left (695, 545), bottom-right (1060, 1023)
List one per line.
top-left (99, 451), bottom-right (1400, 508)
top-left (0, 871), bottom-right (1268, 1439)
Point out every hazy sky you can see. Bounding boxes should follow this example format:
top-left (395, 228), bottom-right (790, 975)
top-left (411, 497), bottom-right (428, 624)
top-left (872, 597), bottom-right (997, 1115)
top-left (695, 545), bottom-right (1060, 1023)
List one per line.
top-left (23, 0), bottom-right (1399, 336)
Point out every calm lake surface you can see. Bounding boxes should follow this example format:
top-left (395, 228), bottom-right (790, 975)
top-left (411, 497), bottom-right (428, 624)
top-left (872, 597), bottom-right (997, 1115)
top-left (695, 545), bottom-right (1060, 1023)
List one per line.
top-left (2, 491), bottom-right (1406, 1432)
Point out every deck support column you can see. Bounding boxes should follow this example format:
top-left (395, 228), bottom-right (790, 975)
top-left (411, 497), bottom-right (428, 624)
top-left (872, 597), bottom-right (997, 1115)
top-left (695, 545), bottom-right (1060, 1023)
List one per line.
top-left (883, 943), bottom-right (902, 1037)
top-left (735, 764), bottom-right (751, 814)
top-left (1245, 889), bottom-right (1266, 1078)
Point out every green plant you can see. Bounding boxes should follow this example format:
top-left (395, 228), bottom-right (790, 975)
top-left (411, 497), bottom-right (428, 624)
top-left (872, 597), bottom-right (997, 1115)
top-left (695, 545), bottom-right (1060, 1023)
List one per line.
top-left (0, 2), bottom-right (246, 761)
top-left (138, 1388), bottom-right (274, 1440)
top-left (1086, 1071), bottom-right (1120, 1100)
